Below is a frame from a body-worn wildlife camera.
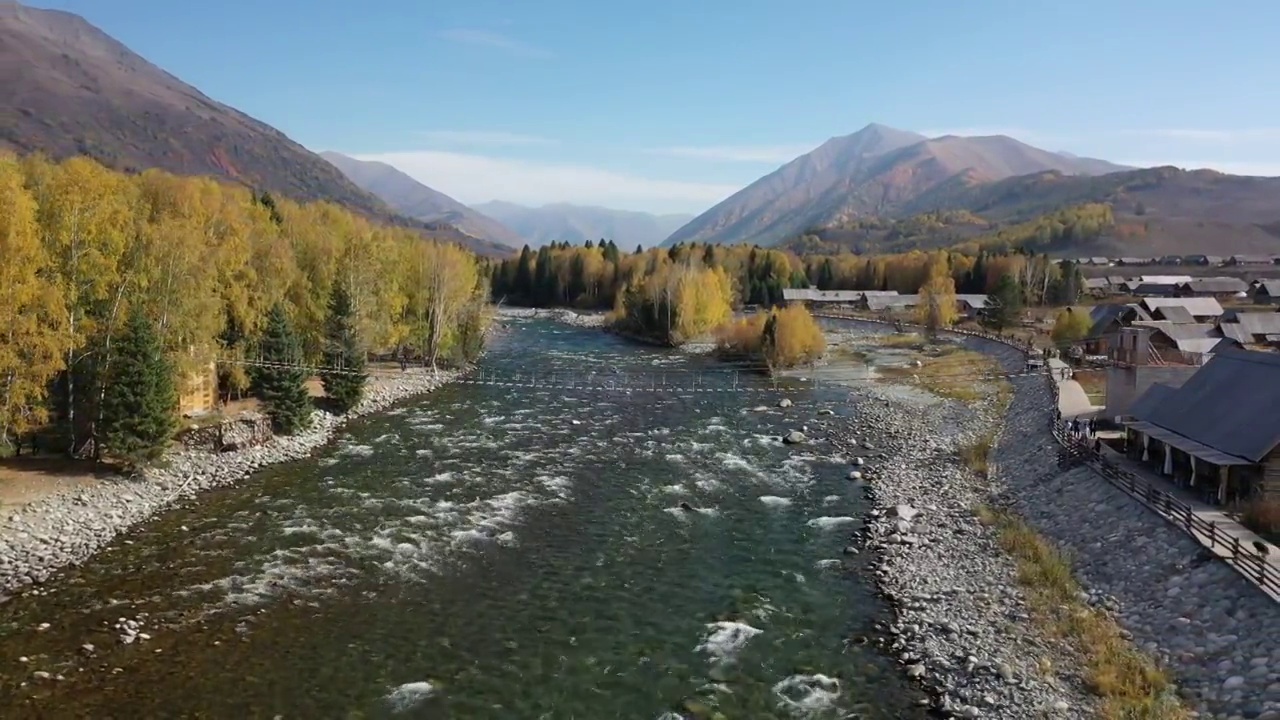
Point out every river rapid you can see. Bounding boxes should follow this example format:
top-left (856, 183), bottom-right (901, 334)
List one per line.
top-left (0, 319), bottom-right (928, 719)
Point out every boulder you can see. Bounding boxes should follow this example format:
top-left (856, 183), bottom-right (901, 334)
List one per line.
top-left (782, 431), bottom-right (806, 445)
top-left (777, 398), bottom-right (793, 408)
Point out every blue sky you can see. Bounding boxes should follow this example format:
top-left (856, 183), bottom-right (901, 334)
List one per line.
top-left (29, 0), bottom-right (1280, 214)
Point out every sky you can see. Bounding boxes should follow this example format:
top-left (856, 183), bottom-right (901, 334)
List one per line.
top-left (28, 0), bottom-right (1280, 215)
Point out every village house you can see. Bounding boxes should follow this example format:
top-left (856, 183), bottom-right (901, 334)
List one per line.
top-left (1129, 321), bottom-right (1234, 359)
top-left (1157, 255), bottom-right (1184, 266)
top-left (1118, 257), bottom-right (1156, 267)
top-left (1140, 297), bottom-right (1225, 322)
top-left (1083, 277), bottom-right (1113, 296)
top-left (1086, 303), bottom-right (1153, 354)
top-left (1182, 255), bottom-right (1224, 266)
top-left (1250, 280), bottom-right (1280, 306)
top-left (1122, 348), bottom-right (1280, 505)
top-left (954, 294), bottom-right (990, 320)
top-left (1226, 255), bottom-right (1274, 267)
top-left (1218, 311), bottom-right (1280, 349)
top-left (1174, 277), bottom-right (1250, 299)
top-left (1129, 282), bottom-right (1180, 297)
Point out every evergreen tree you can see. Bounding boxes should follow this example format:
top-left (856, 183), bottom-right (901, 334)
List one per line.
top-left (98, 308), bottom-right (178, 469)
top-left (320, 282), bottom-right (367, 413)
top-left (254, 303), bottom-right (312, 434)
top-left (985, 273), bottom-right (1024, 330)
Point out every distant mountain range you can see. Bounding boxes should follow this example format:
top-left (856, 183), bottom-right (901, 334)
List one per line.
top-left (658, 123), bottom-right (1280, 256)
top-left (473, 201), bottom-right (694, 250)
top-left (0, 1), bottom-right (510, 255)
top-left (320, 152), bottom-right (524, 249)
top-left (661, 123), bottom-right (1135, 248)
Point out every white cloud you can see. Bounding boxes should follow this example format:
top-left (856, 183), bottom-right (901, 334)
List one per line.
top-left (352, 150), bottom-right (738, 213)
top-left (417, 130), bottom-right (557, 147)
top-left (1124, 128), bottom-right (1280, 144)
top-left (643, 144), bottom-right (816, 164)
top-left (438, 29), bottom-right (552, 58)
top-left (1115, 159), bottom-right (1280, 177)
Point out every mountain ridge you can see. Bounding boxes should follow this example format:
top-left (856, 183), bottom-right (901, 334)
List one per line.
top-left (0, 1), bottom-right (510, 256)
top-left (660, 123), bottom-right (1132, 248)
top-left (473, 201), bottom-right (694, 249)
top-left (320, 152), bottom-right (524, 249)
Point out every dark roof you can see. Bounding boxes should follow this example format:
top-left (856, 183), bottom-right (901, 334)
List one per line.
top-left (1128, 383), bottom-right (1178, 418)
top-left (1254, 281), bottom-right (1280, 297)
top-left (1133, 348), bottom-right (1280, 462)
top-left (1088, 303), bottom-right (1150, 337)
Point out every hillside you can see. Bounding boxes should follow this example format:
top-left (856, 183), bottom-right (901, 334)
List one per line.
top-left (661, 123), bottom-right (1130, 248)
top-left (474, 201), bottom-right (694, 249)
top-left (0, 1), bottom-right (509, 256)
top-left (320, 152), bottom-right (523, 249)
top-left (779, 164), bottom-right (1280, 258)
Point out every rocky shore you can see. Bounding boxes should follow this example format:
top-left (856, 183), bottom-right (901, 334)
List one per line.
top-left (833, 378), bottom-right (1098, 719)
top-left (0, 368), bottom-right (460, 599)
top-left (497, 306), bottom-right (608, 328)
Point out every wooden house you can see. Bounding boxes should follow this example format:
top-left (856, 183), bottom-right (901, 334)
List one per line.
top-left (1174, 277), bottom-right (1249, 298)
top-left (1124, 349), bottom-right (1280, 504)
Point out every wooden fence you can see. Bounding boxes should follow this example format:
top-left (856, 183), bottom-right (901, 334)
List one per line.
top-left (819, 309), bottom-right (1280, 598)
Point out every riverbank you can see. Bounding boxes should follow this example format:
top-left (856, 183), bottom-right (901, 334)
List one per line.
top-left (0, 368), bottom-right (461, 600)
top-left (832, 364), bottom-right (1100, 718)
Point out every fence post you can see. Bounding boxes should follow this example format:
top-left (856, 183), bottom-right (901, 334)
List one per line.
top-left (1208, 521), bottom-right (1217, 548)
top-left (1232, 535), bottom-right (1241, 559)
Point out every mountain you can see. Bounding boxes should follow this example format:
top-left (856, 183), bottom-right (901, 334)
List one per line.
top-left (473, 201), bottom-right (695, 249)
top-left (660, 123), bottom-right (1131, 247)
top-left (320, 152), bottom-right (523, 249)
top-left (0, 1), bottom-right (509, 256)
top-left (782, 166), bottom-right (1280, 257)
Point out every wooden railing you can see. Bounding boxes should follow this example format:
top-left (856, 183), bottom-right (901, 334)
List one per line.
top-left (816, 309), bottom-right (1279, 598)
top-left (1055, 427), bottom-right (1279, 597)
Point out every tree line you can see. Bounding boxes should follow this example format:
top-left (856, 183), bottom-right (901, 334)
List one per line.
top-left (0, 152), bottom-right (489, 464)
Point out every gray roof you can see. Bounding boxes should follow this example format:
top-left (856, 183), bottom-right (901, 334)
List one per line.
top-left (1179, 277), bottom-right (1249, 294)
top-left (1141, 297), bottom-right (1224, 317)
top-left (867, 294), bottom-right (919, 310)
top-left (1230, 255), bottom-right (1273, 263)
top-left (955, 294), bottom-right (990, 308)
top-left (1084, 278), bottom-right (1110, 290)
top-left (1219, 312), bottom-right (1280, 343)
top-left (1128, 383), bottom-right (1178, 418)
top-left (1253, 281), bottom-right (1280, 297)
top-left (1130, 283), bottom-right (1178, 296)
top-left (782, 289), bottom-right (868, 302)
top-left (1151, 305), bottom-right (1195, 323)
top-left (1132, 348), bottom-right (1280, 462)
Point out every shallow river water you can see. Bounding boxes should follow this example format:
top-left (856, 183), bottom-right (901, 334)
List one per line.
top-left (0, 319), bottom-right (927, 719)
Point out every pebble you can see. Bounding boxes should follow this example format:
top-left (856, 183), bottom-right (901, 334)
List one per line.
top-left (0, 368), bottom-right (464, 595)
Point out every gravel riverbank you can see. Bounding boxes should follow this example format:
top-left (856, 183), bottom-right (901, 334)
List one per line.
top-left (0, 368), bottom-right (460, 600)
top-left (828, 369), bottom-right (1097, 718)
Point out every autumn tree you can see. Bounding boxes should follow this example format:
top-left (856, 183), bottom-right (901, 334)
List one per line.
top-left (762, 305), bottom-right (826, 369)
top-left (98, 308), bottom-right (178, 468)
top-left (0, 152), bottom-right (67, 454)
top-left (915, 254), bottom-right (958, 336)
top-left (1051, 307), bottom-right (1093, 347)
top-left (254, 304), bottom-right (312, 434)
top-left (320, 282), bottom-right (366, 413)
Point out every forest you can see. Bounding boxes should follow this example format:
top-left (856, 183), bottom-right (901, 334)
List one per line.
top-left (0, 152), bottom-right (489, 462)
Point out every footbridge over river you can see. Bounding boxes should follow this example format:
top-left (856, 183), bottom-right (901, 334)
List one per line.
top-left (217, 357), bottom-right (1053, 395)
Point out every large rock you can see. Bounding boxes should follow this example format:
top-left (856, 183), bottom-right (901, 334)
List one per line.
top-left (782, 431), bottom-right (806, 445)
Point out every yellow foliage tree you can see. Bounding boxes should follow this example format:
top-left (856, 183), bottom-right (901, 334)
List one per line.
top-left (0, 153), bottom-right (68, 450)
top-left (1050, 307), bottom-right (1093, 346)
top-left (916, 253), bottom-right (959, 335)
top-left (763, 305), bottom-right (826, 369)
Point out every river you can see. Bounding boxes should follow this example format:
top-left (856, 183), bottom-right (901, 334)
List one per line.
top-left (0, 319), bottom-right (928, 719)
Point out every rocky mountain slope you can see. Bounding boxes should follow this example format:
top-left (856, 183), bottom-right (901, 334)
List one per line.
top-left (0, 1), bottom-right (509, 256)
top-left (474, 201), bottom-right (694, 249)
top-left (320, 152), bottom-right (523, 249)
top-left (661, 123), bottom-right (1132, 248)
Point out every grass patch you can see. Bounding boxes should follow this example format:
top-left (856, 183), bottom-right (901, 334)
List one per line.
top-left (913, 347), bottom-right (1003, 403)
top-left (878, 332), bottom-right (925, 349)
top-left (959, 431), bottom-right (997, 477)
top-left (974, 506), bottom-right (1186, 720)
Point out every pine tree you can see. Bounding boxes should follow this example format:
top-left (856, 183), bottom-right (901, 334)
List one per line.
top-left (985, 273), bottom-right (1024, 330)
top-left (320, 282), bottom-right (367, 413)
top-left (254, 303), bottom-right (312, 434)
top-left (98, 308), bottom-right (178, 469)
